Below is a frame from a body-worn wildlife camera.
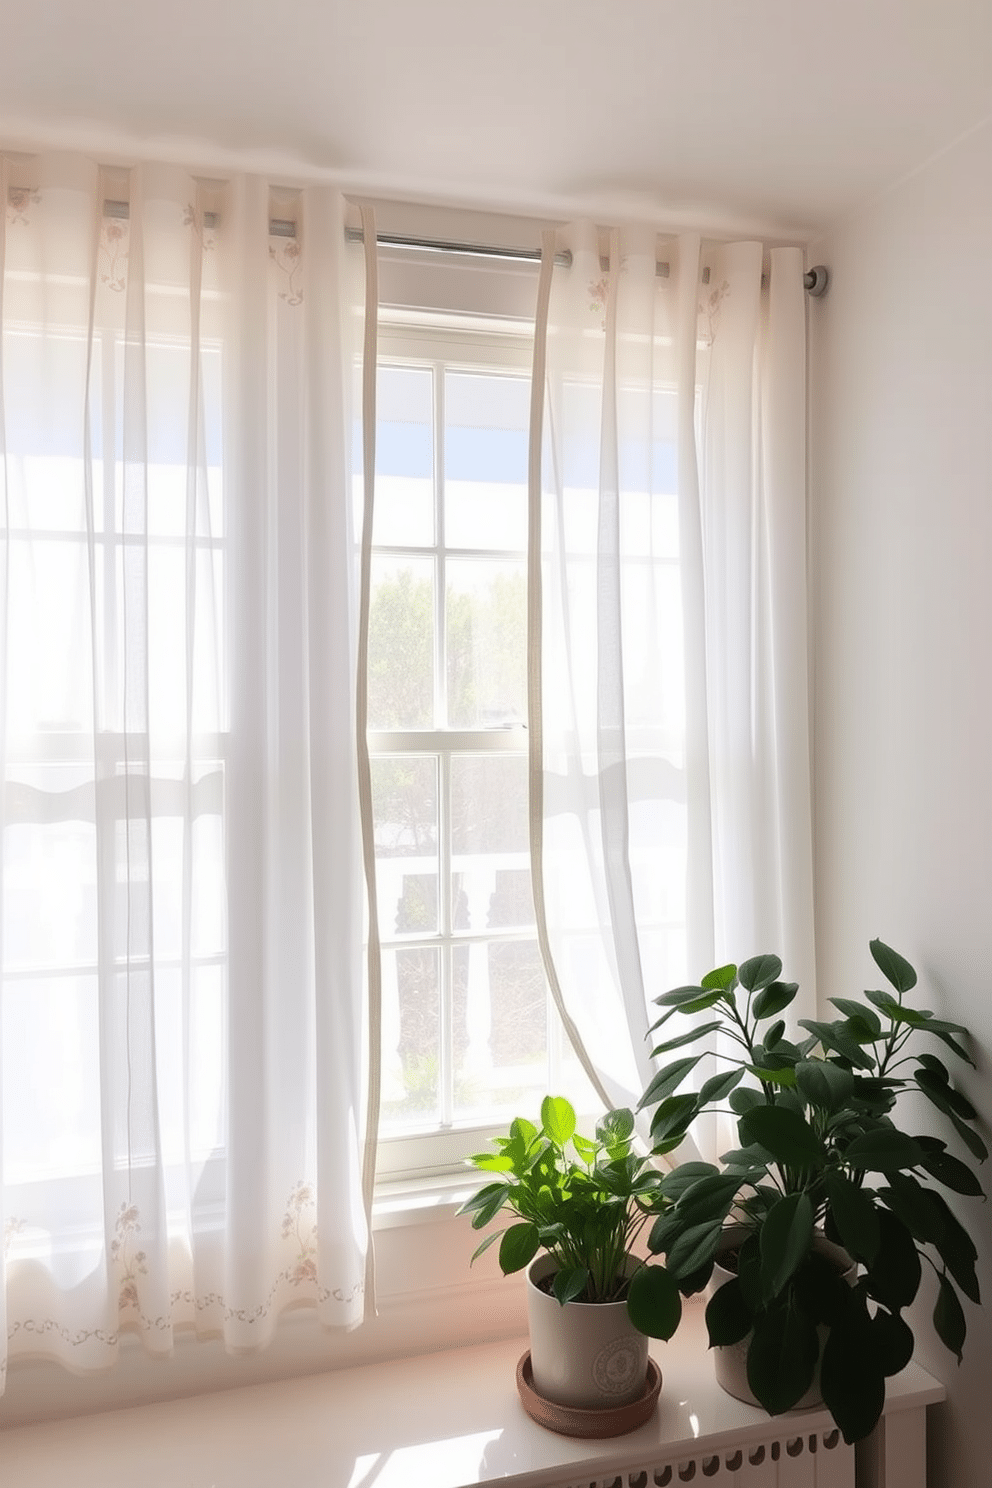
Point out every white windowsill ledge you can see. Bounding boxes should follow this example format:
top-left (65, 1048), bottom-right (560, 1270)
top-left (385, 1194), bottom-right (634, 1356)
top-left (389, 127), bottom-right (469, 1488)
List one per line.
top-left (373, 1170), bottom-right (479, 1228)
top-left (0, 1303), bottom-right (945, 1488)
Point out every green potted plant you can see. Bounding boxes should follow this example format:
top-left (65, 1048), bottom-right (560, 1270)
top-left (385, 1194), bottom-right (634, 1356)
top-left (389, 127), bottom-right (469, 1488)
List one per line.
top-left (459, 1095), bottom-right (682, 1416)
top-left (639, 938), bottom-right (985, 1444)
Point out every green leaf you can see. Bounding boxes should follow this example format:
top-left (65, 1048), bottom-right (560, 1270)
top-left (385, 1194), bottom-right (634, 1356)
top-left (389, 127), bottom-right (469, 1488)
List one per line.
top-left (705, 1275), bottom-right (754, 1346)
top-left (735, 1234), bottom-right (763, 1310)
top-left (764, 1019), bottom-right (786, 1048)
top-left (738, 955), bottom-right (783, 992)
top-left (917, 1052), bottom-right (950, 1082)
top-left (870, 938), bottom-right (917, 993)
top-left (820, 1300), bottom-right (886, 1443)
top-left (650, 1021), bottom-right (722, 1058)
top-left (697, 1067), bottom-right (745, 1106)
top-left (719, 1144), bottom-right (772, 1176)
top-left (638, 1056), bottom-right (702, 1111)
top-left (676, 1259), bottom-right (715, 1297)
top-left (792, 1248), bottom-right (855, 1327)
top-left (470, 1188), bottom-right (511, 1230)
top-left (946, 1107), bottom-right (989, 1163)
top-left (648, 1093), bottom-right (698, 1144)
top-left (884, 1180), bottom-right (980, 1304)
top-left (749, 1062), bottom-right (798, 1088)
top-left (738, 1105), bottom-right (827, 1168)
top-left (871, 1308), bottom-right (915, 1376)
top-left (701, 963), bottom-right (738, 991)
top-left (922, 1015), bottom-right (971, 1037)
top-left (728, 1085), bottom-right (765, 1115)
top-left (847, 1013), bottom-right (882, 1043)
top-left (553, 1266), bottom-right (589, 1305)
top-left (647, 1211), bottom-right (680, 1254)
top-left (571, 1133), bottom-right (599, 1163)
top-left (468, 1153), bottom-right (515, 1172)
top-left (470, 1229), bottom-right (505, 1263)
top-left (746, 1301), bottom-right (818, 1414)
top-left (509, 1116), bottom-right (538, 1146)
top-left (498, 1223), bottom-right (540, 1274)
top-left (674, 1174), bottom-right (743, 1229)
top-left (626, 1264), bottom-right (682, 1339)
top-left (541, 1096), bottom-right (576, 1147)
top-left (659, 1161), bottom-right (720, 1199)
top-left (864, 987), bottom-right (900, 1017)
top-left (797, 1020), bottom-right (875, 1070)
top-left (597, 1155), bottom-right (639, 1198)
top-left (457, 1181), bottom-right (508, 1218)
top-left (595, 1106), bottom-right (635, 1144)
top-left (665, 1220), bottom-right (725, 1281)
top-left (752, 980), bottom-right (799, 1020)
top-left (795, 1059), bottom-right (855, 1112)
top-left (759, 1192), bottom-right (814, 1300)
top-left (886, 1003), bottom-right (930, 1027)
top-left (646, 1004), bottom-right (681, 1035)
top-left (654, 984), bottom-right (711, 1008)
top-left (849, 1075), bottom-right (899, 1117)
top-left (822, 1170), bottom-right (881, 1265)
top-left (922, 1083), bottom-right (987, 1160)
top-left (863, 1209), bottom-right (921, 1310)
top-left (918, 1146), bottom-right (985, 1197)
top-left (933, 1274), bottom-right (966, 1362)
top-left (928, 1026), bottom-right (976, 1069)
top-left (829, 999), bottom-right (883, 1037)
top-left (915, 1069), bottom-right (978, 1121)
top-left (845, 1128), bottom-right (927, 1172)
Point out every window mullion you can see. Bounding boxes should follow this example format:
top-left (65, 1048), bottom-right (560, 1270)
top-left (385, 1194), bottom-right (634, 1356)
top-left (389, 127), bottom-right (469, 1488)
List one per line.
top-left (438, 748), bottom-right (454, 1128)
top-left (434, 359), bottom-right (446, 729)
top-left (434, 360), bottom-right (455, 1128)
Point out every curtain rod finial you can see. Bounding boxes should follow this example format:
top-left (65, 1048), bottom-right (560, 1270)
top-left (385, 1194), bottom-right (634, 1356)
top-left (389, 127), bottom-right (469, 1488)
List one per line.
top-left (804, 265), bottom-right (829, 297)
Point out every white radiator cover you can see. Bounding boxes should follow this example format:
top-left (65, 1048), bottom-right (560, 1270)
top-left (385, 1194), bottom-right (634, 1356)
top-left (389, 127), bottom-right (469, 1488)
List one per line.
top-left (532, 1423), bottom-right (853, 1488)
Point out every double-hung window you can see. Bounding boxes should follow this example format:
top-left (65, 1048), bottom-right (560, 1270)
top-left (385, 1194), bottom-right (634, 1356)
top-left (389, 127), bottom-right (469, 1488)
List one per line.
top-left (368, 312), bottom-right (594, 1183)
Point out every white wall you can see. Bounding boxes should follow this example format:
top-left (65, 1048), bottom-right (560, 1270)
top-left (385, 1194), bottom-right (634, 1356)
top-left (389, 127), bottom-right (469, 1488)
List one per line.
top-left (810, 118), bottom-right (992, 1487)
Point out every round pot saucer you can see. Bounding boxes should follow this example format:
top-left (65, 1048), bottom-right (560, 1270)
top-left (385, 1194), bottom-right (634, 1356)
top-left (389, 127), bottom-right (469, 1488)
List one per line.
top-left (515, 1352), bottom-right (662, 1438)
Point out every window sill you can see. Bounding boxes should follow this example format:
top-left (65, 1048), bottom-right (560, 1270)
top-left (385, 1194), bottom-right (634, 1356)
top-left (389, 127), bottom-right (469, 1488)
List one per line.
top-left (373, 1170), bottom-right (480, 1229)
top-left (0, 1304), bottom-right (945, 1488)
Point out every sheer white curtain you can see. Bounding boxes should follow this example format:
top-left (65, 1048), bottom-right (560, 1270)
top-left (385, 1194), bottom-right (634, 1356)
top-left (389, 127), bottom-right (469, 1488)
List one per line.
top-left (529, 223), bottom-right (815, 1140)
top-left (0, 154), bottom-right (376, 1390)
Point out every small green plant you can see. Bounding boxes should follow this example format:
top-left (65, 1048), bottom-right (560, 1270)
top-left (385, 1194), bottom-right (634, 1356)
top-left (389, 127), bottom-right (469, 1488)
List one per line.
top-left (640, 938), bottom-right (986, 1443)
top-left (459, 1095), bottom-right (682, 1339)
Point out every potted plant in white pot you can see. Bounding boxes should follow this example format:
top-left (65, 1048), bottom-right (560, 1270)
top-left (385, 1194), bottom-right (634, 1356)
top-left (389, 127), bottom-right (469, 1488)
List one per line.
top-left (459, 1095), bottom-right (682, 1430)
top-left (639, 939), bottom-right (985, 1444)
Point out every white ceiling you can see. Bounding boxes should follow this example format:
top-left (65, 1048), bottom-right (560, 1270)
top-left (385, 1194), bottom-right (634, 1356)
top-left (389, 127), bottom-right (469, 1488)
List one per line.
top-left (1, 0), bottom-right (990, 238)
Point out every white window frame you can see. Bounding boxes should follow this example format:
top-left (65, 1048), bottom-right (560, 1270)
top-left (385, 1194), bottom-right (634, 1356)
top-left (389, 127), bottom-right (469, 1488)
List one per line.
top-left (371, 312), bottom-right (600, 1189)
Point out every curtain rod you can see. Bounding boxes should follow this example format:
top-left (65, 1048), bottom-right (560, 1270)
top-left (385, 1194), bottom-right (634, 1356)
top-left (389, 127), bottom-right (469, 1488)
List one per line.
top-left (11, 193), bottom-right (828, 295)
top-left (350, 227), bottom-right (828, 295)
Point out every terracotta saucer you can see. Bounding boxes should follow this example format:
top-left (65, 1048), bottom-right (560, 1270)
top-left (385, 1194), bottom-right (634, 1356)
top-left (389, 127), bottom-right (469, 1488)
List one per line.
top-left (515, 1352), bottom-right (662, 1438)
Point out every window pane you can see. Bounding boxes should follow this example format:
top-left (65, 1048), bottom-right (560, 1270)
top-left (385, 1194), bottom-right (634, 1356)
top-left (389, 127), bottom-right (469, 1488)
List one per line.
top-left (6, 537), bottom-right (92, 737)
top-left (451, 754), bottom-right (532, 931)
top-left (372, 756), bottom-right (439, 937)
top-left (2, 770), bottom-right (98, 971)
top-left (375, 365), bottom-right (434, 547)
top-left (444, 371), bottom-right (528, 551)
top-left (455, 937), bottom-right (547, 1124)
top-left (368, 557), bottom-right (435, 728)
top-left (2, 973), bottom-right (102, 1182)
top-left (446, 558), bottom-right (526, 728)
top-left (381, 945), bottom-right (441, 1129)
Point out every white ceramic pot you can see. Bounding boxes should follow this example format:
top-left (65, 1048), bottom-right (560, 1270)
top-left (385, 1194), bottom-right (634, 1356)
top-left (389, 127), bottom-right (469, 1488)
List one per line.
top-left (707, 1225), bottom-right (856, 1410)
top-left (525, 1254), bottom-right (649, 1410)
